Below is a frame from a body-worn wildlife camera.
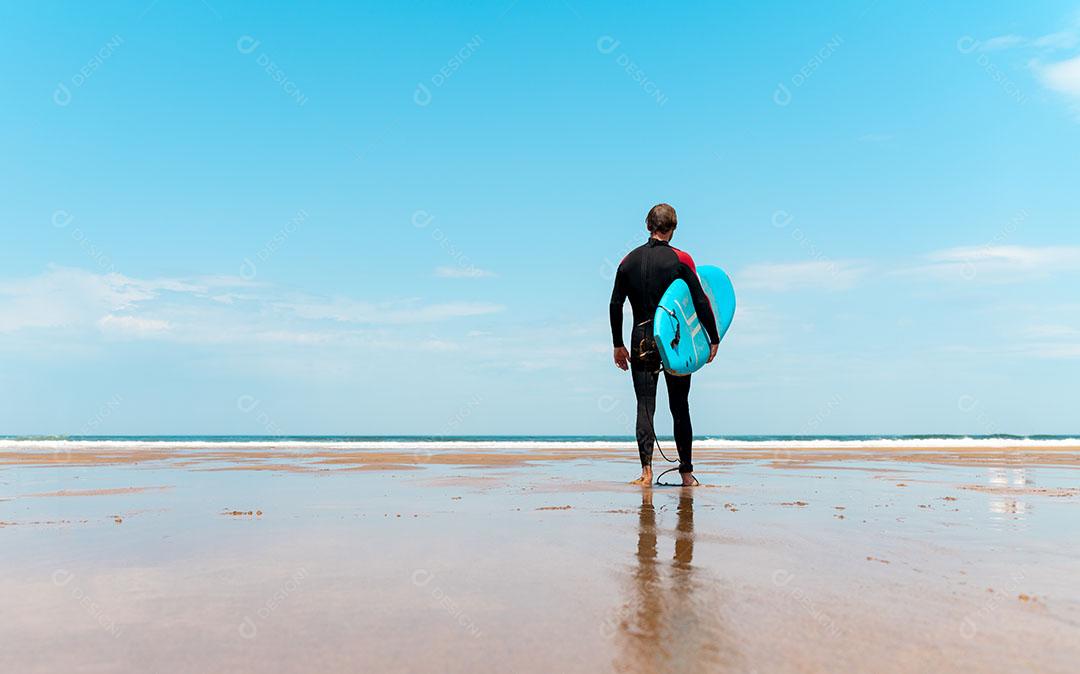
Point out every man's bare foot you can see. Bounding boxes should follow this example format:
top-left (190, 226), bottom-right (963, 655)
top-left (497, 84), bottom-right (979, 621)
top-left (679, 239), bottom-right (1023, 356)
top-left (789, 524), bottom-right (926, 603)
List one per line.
top-left (681, 472), bottom-right (699, 486)
top-left (629, 467), bottom-right (653, 485)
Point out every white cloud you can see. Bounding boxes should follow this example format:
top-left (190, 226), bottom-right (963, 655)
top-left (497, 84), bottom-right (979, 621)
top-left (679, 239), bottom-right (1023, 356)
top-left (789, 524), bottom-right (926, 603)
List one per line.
top-left (1034, 54), bottom-right (1080, 111)
top-left (1023, 343), bottom-right (1080, 358)
top-left (927, 245), bottom-right (1080, 265)
top-left (249, 330), bottom-right (335, 345)
top-left (97, 314), bottom-right (171, 337)
top-left (273, 297), bottom-right (504, 324)
top-left (1006, 345), bottom-right (1080, 360)
top-left (0, 267), bottom-right (259, 334)
top-left (0, 275), bottom-right (195, 341)
top-left (980, 34), bottom-right (1026, 51)
top-left (717, 303), bottom-right (787, 347)
top-left (1032, 29), bottom-right (1080, 50)
top-left (736, 260), bottom-right (866, 292)
top-left (435, 266), bottom-right (495, 279)
top-left (0, 267), bottom-right (161, 332)
top-left (0, 266), bottom-right (505, 349)
top-left (917, 245), bottom-right (1080, 281)
top-left (419, 339), bottom-right (462, 352)
top-left (974, 14), bottom-right (1080, 118)
top-left (977, 15), bottom-right (1080, 53)
top-left (1022, 324), bottom-right (1080, 339)
top-left (191, 275), bottom-right (263, 289)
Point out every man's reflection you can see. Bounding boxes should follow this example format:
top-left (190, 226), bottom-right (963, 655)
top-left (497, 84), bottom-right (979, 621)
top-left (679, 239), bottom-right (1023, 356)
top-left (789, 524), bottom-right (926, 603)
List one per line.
top-left (613, 488), bottom-right (731, 673)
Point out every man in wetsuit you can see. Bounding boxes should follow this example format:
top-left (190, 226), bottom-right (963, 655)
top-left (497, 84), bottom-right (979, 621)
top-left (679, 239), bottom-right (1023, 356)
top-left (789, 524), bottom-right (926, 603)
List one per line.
top-left (609, 203), bottom-right (719, 486)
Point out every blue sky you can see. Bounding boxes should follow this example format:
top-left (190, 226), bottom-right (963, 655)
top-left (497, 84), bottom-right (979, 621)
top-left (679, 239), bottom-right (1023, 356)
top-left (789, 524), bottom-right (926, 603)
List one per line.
top-left (2, 0), bottom-right (1080, 436)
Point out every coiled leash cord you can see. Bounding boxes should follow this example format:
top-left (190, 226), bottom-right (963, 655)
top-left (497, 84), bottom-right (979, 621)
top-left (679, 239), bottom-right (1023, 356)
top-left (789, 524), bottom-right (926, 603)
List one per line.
top-left (650, 423), bottom-right (698, 487)
top-left (654, 445), bottom-right (684, 486)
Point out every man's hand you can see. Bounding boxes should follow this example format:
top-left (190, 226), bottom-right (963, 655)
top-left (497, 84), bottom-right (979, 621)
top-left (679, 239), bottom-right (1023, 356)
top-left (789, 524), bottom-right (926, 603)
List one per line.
top-left (613, 346), bottom-right (630, 371)
top-left (707, 343), bottom-right (718, 364)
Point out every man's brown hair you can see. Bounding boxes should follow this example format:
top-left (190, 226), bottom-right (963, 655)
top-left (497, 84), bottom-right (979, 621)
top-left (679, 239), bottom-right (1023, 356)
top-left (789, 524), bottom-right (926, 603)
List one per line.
top-left (646, 203), bottom-right (677, 234)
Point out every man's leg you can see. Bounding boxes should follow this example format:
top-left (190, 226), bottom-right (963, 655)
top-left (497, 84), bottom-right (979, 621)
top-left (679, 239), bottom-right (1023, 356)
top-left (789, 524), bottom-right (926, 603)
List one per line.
top-left (664, 372), bottom-right (696, 484)
top-left (630, 364), bottom-right (659, 484)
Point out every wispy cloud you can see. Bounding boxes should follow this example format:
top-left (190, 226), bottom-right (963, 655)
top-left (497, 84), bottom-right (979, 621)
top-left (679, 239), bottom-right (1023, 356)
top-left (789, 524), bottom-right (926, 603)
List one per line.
top-left (0, 267), bottom-right (504, 345)
top-left (927, 244), bottom-right (1080, 265)
top-left (0, 267), bottom-right (188, 333)
top-left (977, 14), bottom-right (1080, 53)
top-left (1033, 29), bottom-right (1080, 50)
top-left (915, 245), bottom-right (1080, 282)
top-left (273, 298), bottom-right (504, 324)
top-left (1021, 323), bottom-right (1080, 339)
top-left (717, 303), bottom-right (787, 346)
top-left (744, 243), bottom-right (1080, 291)
top-left (974, 14), bottom-right (1080, 117)
top-left (982, 34), bottom-right (1027, 51)
top-left (736, 260), bottom-right (867, 292)
top-left (1011, 305), bottom-right (1080, 359)
top-left (434, 266), bottom-right (496, 279)
top-left (1022, 343), bottom-right (1080, 358)
top-left (97, 314), bottom-right (171, 338)
top-left (1035, 54), bottom-right (1080, 115)
top-left (190, 275), bottom-right (264, 290)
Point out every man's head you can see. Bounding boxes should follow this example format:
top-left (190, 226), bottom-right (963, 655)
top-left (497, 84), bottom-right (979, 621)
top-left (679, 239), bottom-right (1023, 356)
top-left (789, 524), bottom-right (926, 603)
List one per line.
top-left (646, 203), bottom-right (677, 239)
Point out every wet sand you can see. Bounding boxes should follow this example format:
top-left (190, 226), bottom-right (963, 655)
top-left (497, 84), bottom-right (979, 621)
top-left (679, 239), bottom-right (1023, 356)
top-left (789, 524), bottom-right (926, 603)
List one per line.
top-left (2, 443), bottom-right (1078, 673)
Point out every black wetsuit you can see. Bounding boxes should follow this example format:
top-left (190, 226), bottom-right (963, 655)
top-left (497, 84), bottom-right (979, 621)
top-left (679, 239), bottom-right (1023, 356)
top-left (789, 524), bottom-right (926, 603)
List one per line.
top-left (609, 238), bottom-right (719, 473)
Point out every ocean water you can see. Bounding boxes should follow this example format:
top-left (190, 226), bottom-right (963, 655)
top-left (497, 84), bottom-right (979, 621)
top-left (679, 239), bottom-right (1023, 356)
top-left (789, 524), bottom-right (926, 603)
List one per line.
top-left (1, 434), bottom-right (1079, 450)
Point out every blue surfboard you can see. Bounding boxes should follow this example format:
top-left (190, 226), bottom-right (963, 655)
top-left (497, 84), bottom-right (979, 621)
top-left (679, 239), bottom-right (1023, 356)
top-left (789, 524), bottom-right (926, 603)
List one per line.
top-left (653, 265), bottom-right (736, 375)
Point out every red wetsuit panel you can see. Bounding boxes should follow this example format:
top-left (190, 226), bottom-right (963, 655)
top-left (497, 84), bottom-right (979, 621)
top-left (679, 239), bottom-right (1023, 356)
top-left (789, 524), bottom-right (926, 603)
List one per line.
top-left (671, 247), bottom-right (696, 273)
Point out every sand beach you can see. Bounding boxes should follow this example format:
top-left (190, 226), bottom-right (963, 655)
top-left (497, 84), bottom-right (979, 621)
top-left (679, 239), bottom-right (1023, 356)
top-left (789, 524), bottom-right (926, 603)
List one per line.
top-left (2, 439), bottom-right (1078, 673)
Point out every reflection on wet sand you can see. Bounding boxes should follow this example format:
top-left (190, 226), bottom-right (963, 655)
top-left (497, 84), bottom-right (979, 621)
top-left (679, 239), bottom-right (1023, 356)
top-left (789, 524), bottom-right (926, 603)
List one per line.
top-left (988, 468), bottom-right (1030, 519)
top-left (614, 489), bottom-right (734, 673)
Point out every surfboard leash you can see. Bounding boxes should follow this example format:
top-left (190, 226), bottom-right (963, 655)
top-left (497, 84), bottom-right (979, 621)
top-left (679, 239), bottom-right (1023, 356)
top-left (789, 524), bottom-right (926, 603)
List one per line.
top-left (644, 397), bottom-right (699, 487)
